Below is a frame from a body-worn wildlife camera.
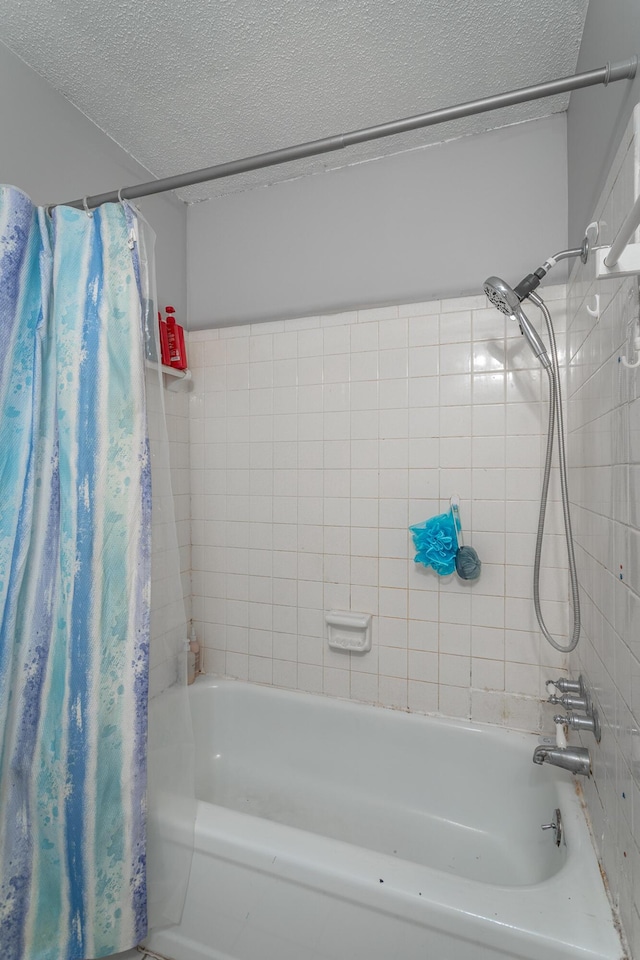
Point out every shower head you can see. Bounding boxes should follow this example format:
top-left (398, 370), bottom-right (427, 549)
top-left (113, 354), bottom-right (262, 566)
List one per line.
top-left (483, 276), bottom-right (551, 369)
top-left (482, 242), bottom-right (588, 364)
top-left (483, 276), bottom-right (521, 317)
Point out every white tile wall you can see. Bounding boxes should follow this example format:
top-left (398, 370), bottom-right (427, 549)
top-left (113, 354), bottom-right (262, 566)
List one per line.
top-left (567, 104), bottom-right (640, 958)
top-left (188, 283), bottom-right (570, 732)
top-left (147, 370), bottom-right (192, 697)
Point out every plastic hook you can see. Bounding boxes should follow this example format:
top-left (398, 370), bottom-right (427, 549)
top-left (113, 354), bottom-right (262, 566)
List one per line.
top-left (585, 221), bottom-right (600, 246)
top-left (82, 196), bottom-right (93, 218)
top-left (586, 294), bottom-right (600, 318)
top-left (621, 339), bottom-right (640, 368)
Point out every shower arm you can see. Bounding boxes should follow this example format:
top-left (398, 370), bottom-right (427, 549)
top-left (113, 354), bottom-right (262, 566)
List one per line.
top-left (515, 240), bottom-right (590, 301)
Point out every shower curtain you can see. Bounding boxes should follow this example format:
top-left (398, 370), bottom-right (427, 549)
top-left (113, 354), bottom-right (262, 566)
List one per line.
top-left (0, 186), bottom-right (150, 960)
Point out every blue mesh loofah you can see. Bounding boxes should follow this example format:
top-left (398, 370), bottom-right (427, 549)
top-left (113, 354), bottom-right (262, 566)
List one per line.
top-left (409, 510), bottom-right (457, 576)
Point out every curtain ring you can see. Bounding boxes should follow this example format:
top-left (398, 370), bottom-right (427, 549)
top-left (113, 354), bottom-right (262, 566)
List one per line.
top-left (117, 187), bottom-right (126, 205)
top-left (82, 196), bottom-right (93, 218)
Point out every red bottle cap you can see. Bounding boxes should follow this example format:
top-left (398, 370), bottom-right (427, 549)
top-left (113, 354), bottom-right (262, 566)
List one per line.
top-left (165, 306), bottom-right (175, 314)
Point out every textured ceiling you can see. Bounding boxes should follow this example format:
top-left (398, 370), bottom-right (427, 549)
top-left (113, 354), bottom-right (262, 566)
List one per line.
top-left (0, 0), bottom-right (589, 202)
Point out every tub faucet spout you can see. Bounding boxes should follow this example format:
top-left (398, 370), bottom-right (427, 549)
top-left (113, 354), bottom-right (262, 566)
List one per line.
top-left (532, 744), bottom-right (591, 776)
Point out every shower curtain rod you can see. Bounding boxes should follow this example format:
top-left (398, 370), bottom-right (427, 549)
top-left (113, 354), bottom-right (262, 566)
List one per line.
top-left (61, 57), bottom-right (637, 210)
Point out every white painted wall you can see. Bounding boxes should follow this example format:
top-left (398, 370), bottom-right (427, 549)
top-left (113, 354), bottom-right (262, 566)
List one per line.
top-left (187, 115), bottom-right (568, 328)
top-left (0, 40), bottom-right (187, 315)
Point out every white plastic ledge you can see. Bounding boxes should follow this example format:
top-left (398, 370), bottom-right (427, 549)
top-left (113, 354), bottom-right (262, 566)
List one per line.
top-left (325, 610), bottom-right (372, 653)
top-left (145, 359), bottom-right (193, 391)
top-left (595, 243), bottom-right (640, 279)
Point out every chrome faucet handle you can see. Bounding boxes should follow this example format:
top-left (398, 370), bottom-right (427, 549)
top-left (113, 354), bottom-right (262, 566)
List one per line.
top-left (553, 710), bottom-right (601, 743)
top-left (546, 676), bottom-right (584, 696)
top-left (548, 692), bottom-right (590, 713)
top-left (567, 692), bottom-right (591, 713)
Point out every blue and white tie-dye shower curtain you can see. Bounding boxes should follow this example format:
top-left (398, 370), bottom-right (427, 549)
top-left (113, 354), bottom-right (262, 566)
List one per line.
top-left (0, 186), bottom-right (150, 960)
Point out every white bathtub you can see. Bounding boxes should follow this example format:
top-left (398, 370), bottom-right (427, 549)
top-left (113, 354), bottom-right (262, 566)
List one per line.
top-left (143, 678), bottom-right (623, 960)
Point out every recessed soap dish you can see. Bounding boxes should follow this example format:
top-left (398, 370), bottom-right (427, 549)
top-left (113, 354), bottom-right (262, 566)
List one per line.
top-left (325, 610), bottom-right (372, 653)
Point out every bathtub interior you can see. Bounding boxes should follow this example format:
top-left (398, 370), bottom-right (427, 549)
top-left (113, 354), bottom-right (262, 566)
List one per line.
top-left (190, 680), bottom-right (567, 887)
top-left (143, 679), bottom-right (625, 960)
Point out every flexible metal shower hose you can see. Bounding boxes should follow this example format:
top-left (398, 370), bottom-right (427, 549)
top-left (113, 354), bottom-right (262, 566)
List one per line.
top-left (527, 292), bottom-right (581, 652)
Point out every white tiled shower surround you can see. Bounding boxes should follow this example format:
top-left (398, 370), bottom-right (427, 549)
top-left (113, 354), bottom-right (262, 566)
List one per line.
top-left (567, 105), bottom-right (640, 957)
top-left (188, 284), bottom-right (571, 732)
